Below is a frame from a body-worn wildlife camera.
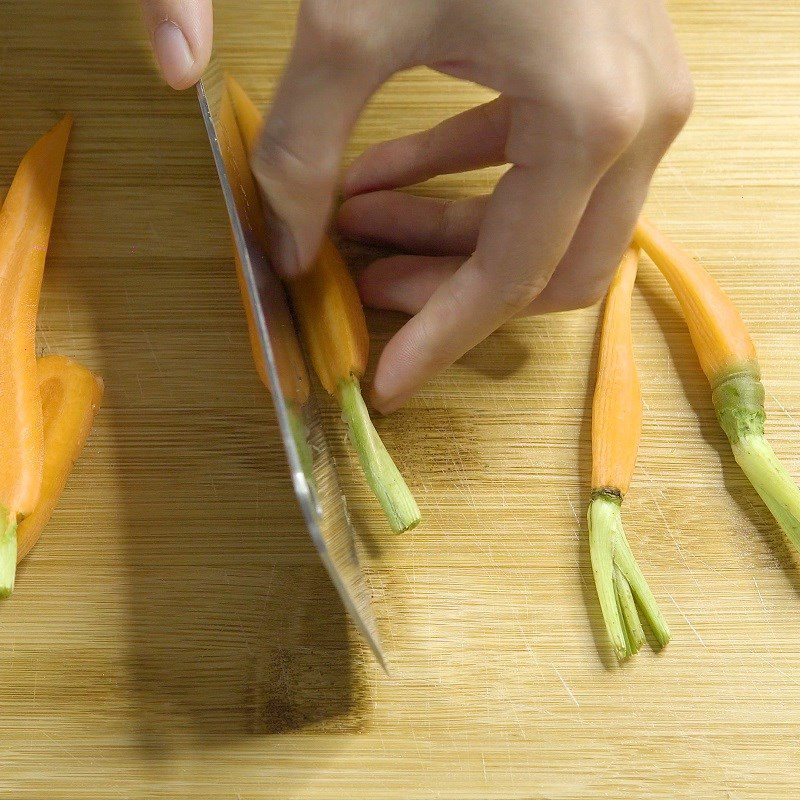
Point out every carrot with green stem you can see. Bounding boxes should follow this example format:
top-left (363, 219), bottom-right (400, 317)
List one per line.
top-left (227, 75), bottom-right (420, 533)
top-left (0, 116), bottom-right (72, 596)
top-left (589, 246), bottom-right (670, 660)
top-left (635, 216), bottom-right (800, 553)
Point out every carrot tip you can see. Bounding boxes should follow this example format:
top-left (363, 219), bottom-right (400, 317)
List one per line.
top-left (0, 509), bottom-right (17, 599)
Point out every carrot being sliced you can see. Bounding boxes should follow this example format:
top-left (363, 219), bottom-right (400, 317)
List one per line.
top-left (0, 116), bottom-right (72, 595)
top-left (635, 217), bottom-right (800, 555)
top-left (588, 246), bottom-right (670, 660)
top-left (226, 75), bottom-right (420, 533)
top-left (214, 85), bottom-right (317, 485)
top-left (16, 356), bottom-right (103, 563)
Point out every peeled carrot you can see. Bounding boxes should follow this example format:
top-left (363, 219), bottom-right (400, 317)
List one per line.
top-left (227, 75), bottom-right (420, 533)
top-left (0, 116), bottom-right (72, 595)
top-left (217, 89), bottom-right (310, 407)
top-left (635, 217), bottom-right (800, 555)
top-left (16, 356), bottom-right (103, 563)
top-left (215, 86), bottom-right (316, 483)
top-left (589, 247), bottom-right (670, 660)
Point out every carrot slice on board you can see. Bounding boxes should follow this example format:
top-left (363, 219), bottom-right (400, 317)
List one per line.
top-left (0, 116), bottom-right (72, 594)
top-left (16, 355), bottom-right (103, 564)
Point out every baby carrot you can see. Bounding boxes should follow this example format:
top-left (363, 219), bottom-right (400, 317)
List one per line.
top-left (215, 86), bottom-right (315, 482)
top-left (589, 246), bottom-right (670, 660)
top-left (0, 116), bottom-right (72, 595)
top-left (226, 75), bottom-right (420, 533)
top-left (16, 356), bottom-right (103, 563)
top-left (635, 217), bottom-right (800, 554)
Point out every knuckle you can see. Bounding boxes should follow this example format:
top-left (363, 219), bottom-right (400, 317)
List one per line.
top-left (495, 276), bottom-right (545, 315)
top-left (253, 129), bottom-right (335, 190)
top-left (300, 0), bottom-right (381, 65)
top-left (654, 68), bottom-right (695, 137)
top-left (576, 83), bottom-right (645, 165)
top-left (438, 199), bottom-right (460, 241)
top-left (571, 281), bottom-right (608, 310)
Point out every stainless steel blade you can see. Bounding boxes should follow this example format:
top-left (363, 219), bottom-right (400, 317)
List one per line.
top-left (197, 57), bottom-right (387, 672)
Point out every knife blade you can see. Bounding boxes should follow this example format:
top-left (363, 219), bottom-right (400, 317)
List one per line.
top-left (197, 57), bottom-right (387, 672)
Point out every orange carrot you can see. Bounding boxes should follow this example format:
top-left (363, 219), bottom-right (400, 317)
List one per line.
top-left (217, 88), bottom-right (309, 406)
top-left (214, 85), bottom-right (318, 484)
top-left (588, 247), bottom-right (670, 660)
top-left (591, 248), bottom-right (643, 496)
top-left (227, 75), bottom-right (420, 533)
top-left (635, 217), bottom-right (800, 555)
top-left (0, 116), bottom-right (72, 594)
top-left (635, 216), bottom-right (757, 381)
top-left (288, 237), bottom-right (369, 396)
top-left (16, 356), bottom-right (103, 563)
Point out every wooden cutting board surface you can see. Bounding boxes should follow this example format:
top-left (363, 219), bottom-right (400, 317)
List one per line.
top-left (1, 1), bottom-right (799, 797)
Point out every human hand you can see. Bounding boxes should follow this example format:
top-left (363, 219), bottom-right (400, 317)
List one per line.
top-left (139, 0), bottom-right (212, 90)
top-left (141, 0), bottom-right (693, 415)
top-left (254, 0), bottom-right (693, 413)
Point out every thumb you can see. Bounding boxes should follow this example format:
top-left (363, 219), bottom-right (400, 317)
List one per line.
top-left (139, 0), bottom-right (213, 89)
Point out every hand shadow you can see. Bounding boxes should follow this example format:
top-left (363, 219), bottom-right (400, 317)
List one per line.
top-left (7, 0), bottom-right (367, 762)
top-left (637, 266), bottom-right (800, 590)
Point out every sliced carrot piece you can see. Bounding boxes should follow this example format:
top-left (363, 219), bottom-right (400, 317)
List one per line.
top-left (0, 116), bottom-right (72, 594)
top-left (16, 356), bottom-right (103, 564)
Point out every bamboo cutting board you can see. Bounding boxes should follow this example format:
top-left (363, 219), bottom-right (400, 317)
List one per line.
top-left (1, 1), bottom-right (799, 798)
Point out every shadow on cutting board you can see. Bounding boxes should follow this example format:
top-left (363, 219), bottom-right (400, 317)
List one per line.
top-left (21, 0), bottom-right (370, 762)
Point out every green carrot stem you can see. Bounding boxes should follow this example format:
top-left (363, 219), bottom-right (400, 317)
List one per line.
top-left (588, 491), bottom-right (670, 660)
top-left (713, 368), bottom-right (800, 553)
top-left (338, 376), bottom-right (420, 533)
top-left (0, 505), bottom-right (17, 599)
top-left (731, 436), bottom-right (800, 552)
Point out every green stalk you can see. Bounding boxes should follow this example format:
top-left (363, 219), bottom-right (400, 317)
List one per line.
top-left (338, 376), bottom-right (420, 533)
top-left (588, 491), bottom-right (670, 660)
top-left (714, 367), bottom-right (800, 552)
top-left (0, 505), bottom-right (17, 599)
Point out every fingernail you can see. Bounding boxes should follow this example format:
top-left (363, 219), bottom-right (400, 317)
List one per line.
top-left (368, 385), bottom-right (389, 416)
top-left (369, 379), bottom-right (404, 416)
top-left (266, 211), bottom-right (300, 278)
top-left (153, 21), bottom-right (195, 89)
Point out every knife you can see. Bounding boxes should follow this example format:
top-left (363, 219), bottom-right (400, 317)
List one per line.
top-left (197, 57), bottom-right (388, 673)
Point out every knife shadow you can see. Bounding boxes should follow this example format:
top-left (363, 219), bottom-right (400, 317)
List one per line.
top-left (103, 169), bottom-right (369, 756)
top-left (19, 0), bottom-right (370, 761)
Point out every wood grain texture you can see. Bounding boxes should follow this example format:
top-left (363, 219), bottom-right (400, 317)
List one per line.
top-left (1, 1), bottom-right (799, 797)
